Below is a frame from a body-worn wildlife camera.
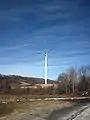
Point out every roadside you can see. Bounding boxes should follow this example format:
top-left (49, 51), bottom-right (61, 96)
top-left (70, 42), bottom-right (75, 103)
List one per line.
top-left (0, 99), bottom-right (89, 120)
top-left (0, 101), bottom-right (72, 120)
top-left (73, 106), bottom-right (90, 120)
top-left (47, 102), bottom-right (90, 120)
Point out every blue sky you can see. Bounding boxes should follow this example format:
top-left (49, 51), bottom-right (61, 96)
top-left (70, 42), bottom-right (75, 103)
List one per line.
top-left (0, 0), bottom-right (90, 79)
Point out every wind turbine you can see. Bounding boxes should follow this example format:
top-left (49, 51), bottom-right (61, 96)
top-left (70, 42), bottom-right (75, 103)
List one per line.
top-left (41, 42), bottom-right (55, 84)
top-left (44, 52), bottom-right (48, 84)
top-left (38, 52), bottom-right (48, 84)
top-left (38, 40), bottom-right (56, 85)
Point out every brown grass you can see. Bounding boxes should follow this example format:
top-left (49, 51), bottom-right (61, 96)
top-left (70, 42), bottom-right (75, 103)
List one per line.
top-left (0, 103), bottom-right (15, 117)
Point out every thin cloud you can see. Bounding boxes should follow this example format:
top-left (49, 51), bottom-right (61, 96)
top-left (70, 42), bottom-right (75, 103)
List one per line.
top-left (0, 0), bottom-right (90, 79)
top-left (49, 49), bottom-right (90, 64)
top-left (75, 40), bottom-right (90, 45)
top-left (10, 17), bottom-right (24, 22)
top-left (0, 42), bottom-right (33, 51)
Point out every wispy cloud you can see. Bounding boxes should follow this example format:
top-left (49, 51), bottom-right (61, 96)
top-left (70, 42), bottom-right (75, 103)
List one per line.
top-left (10, 17), bottom-right (24, 22)
top-left (0, 0), bottom-right (90, 78)
top-left (51, 48), bottom-right (90, 58)
top-left (0, 42), bottom-right (34, 51)
top-left (75, 40), bottom-right (90, 45)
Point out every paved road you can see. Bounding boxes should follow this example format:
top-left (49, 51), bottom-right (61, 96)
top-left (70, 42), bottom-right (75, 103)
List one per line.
top-left (22, 101), bottom-right (90, 120)
top-left (74, 107), bottom-right (90, 120)
top-left (47, 102), bottom-right (90, 120)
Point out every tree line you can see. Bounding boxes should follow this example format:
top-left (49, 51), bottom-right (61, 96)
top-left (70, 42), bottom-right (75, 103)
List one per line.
top-left (57, 66), bottom-right (90, 96)
top-left (0, 65), bottom-right (90, 96)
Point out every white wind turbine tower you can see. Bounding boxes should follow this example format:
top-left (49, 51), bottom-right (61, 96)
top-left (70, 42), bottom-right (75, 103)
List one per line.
top-left (38, 40), bottom-right (55, 85)
top-left (43, 47), bottom-right (53, 84)
top-left (38, 47), bottom-right (53, 84)
top-left (38, 52), bottom-right (48, 84)
top-left (42, 41), bottom-right (56, 84)
top-left (44, 52), bottom-right (48, 84)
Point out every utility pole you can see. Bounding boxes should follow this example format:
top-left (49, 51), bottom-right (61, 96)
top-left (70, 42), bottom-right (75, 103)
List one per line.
top-left (44, 53), bottom-right (48, 84)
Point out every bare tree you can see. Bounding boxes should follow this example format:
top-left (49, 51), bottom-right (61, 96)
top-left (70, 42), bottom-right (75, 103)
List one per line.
top-left (57, 73), bottom-right (69, 95)
top-left (67, 67), bottom-right (77, 94)
top-left (57, 67), bottom-right (77, 95)
top-left (78, 66), bottom-right (90, 96)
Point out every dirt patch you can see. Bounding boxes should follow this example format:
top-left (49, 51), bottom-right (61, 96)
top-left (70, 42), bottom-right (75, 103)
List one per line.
top-left (0, 103), bottom-right (15, 117)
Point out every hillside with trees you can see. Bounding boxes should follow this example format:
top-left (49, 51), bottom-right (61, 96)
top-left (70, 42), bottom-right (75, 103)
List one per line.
top-left (0, 65), bottom-right (90, 97)
top-left (0, 74), bottom-right (55, 94)
top-left (57, 66), bottom-right (90, 96)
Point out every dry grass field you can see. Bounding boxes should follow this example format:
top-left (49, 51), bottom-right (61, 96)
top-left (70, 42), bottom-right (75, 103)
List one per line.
top-left (0, 100), bottom-right (72, 120)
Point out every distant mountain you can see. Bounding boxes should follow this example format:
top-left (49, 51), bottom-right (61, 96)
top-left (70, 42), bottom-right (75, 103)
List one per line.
top-left (0, 74), bottom-right (56, 91)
